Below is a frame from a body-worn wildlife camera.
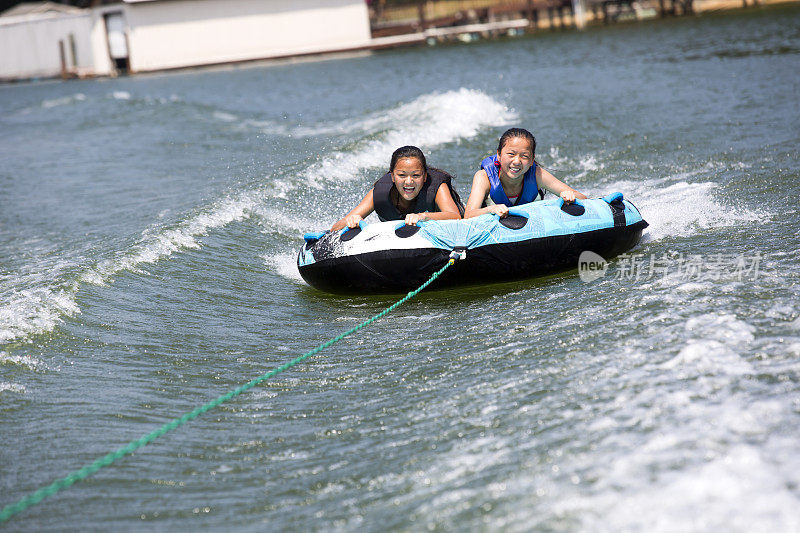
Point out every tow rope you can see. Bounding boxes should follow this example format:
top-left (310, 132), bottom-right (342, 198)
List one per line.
top-left (0, 255), bottom-right (459, 523)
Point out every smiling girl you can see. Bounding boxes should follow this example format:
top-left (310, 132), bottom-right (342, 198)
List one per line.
top-left (464, 128), bottom-right (587, 219)
top-left (330, 146), bottom-right (464, 231)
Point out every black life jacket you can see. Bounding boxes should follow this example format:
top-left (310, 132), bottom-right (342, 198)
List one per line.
top-left (373, 168), bottom-right (465, 221)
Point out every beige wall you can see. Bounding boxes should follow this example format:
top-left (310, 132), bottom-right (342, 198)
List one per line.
top-left (124, 0), bottom-right (371, 72)
top-left (0, 13), bottom-right (95, 80)
top-left (1, 0), bottom-right (370, 81)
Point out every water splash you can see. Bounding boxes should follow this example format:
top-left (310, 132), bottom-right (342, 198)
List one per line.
top-left (0, 382), bottom-right (26, 394)
top-left (80, 192), bottom-right (262, 286)
top-left (263, 253), bottom-right (304, 283)
top-left (302, 89), bottom-right (517, 187)
top-left (0, 285), bottom-right (80, 344)
top-left (0, 351), bottom-right (45, 371)
top-left (0, 192), bottom-right (262, 345)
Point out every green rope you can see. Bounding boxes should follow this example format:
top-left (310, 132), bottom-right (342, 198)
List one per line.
top-left (0, 258), bottom-right (455, 523)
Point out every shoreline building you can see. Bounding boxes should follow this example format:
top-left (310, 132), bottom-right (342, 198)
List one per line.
top-left (0, 0), bottom-right (372, 82)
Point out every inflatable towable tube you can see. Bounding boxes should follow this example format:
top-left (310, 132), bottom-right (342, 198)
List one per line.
top-left (297, 193), bottom-right (648, 294)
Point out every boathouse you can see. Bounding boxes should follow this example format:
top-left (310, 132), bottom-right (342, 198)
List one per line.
top-left (0, 0), bottom-right (372, 81)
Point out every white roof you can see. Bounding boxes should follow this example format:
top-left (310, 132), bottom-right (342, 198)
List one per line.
top-left (1, 2), bottom-right (85, 17)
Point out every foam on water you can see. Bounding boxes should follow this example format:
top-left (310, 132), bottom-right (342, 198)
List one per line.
top-left (250, 206), bottom-right (320, 235)
top-left (613, 180), bottom-right (765, 242)
top-left (302, 89), bottom-right (517, 187)
top-left (0, 382), bottom-right (26, 394)
top-left (1, 192), bottom-right (262, 345)
top-left (40, 93), bottom-right (86, 109)
top-left (538, 148), bottom-right (767, 244)
top-left (555, 310), bottom-right (800, 531)
top-left (574, 444), bottom-right (800, 532)
top-left (661, 337), bottom-right (753, 376)
top-left (572, 154), bottom-right (604, 180)
top-left (212, 111), bottom-right (238, 122)
top-left (0, 350), bottom-right (45, 371)
top-left (13, 91), bottom-right (189, 117)
top-left (111, 91), bottom-right (131, 101)
top-left (238, 89), bottom-right (515, 141)
top-left (263, 253), bottom-right (304, 283)
top-left (541, 146), bottom-right (606, 179)
top-left (290, 98), bottom-right (430, 138)
top-left (371, 298), bottom-right (800, 531)
top-left (683, 313), bottom-right (756, 345)
top-left (81, 192), bottom-right (262, 286)
top-left (0, 283), bottom-right (81, 344)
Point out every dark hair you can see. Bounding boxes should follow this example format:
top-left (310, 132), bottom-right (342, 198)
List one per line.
top-left (497, 128), bottom-right (536, 156)
top-left (390, 145), bottom-right (428, 173)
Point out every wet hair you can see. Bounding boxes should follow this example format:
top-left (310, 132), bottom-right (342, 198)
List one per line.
top-left (497, 128), bottom-right (536, 156)
top-left (390, 145), bottom-right (428, 173)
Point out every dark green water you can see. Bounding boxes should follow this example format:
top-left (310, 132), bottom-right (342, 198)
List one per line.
top-left (1, 5), bottom-right (799, 531)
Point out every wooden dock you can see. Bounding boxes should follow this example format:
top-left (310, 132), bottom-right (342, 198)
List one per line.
top-left (367, 0), bottom-right (782, 48)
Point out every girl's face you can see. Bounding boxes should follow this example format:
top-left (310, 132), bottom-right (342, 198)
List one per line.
top-left (497, 136), bottom-right (534, 180)
top-left (391, 157), bottom-right (426, 202)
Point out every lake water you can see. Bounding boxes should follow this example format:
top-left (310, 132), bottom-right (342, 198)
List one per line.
top-left (1, 5), bottom-right (799, 531)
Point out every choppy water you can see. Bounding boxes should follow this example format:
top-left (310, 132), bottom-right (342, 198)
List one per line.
top-left (2, 5), bottom-right (799, 531)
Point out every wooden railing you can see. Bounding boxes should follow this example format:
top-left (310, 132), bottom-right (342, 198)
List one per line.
top-left (370, 0), bottom-right (575, 37)
top-left (368, 0), bottom-right (719, 40)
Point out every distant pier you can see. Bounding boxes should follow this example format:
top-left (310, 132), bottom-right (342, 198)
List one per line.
top-left (368, 0), bottom-right (782, 47)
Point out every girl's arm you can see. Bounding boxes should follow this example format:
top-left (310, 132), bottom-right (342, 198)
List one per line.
top-left (537, 166), bottom-right (587, 203)
top-left (463, 170), bottom-right (508, 219)
top-left (404, 183), bottom-right (463, 226)
top-left (330, 189), bottom-right (375, 232)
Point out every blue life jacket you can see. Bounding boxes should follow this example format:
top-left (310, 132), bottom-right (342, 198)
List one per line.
top-left (480, 154), bottom-right (544, 207)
